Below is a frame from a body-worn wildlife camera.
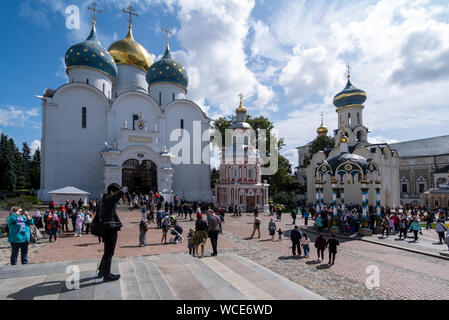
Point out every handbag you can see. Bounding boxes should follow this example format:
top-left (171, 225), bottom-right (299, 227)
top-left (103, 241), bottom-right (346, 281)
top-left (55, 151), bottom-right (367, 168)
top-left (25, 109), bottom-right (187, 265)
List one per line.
top-left (90, 198), bottom-right (106, 237)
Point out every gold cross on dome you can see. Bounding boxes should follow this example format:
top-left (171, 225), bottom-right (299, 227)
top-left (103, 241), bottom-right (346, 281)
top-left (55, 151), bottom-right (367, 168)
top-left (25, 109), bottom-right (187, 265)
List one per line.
top-left (161, 25), bottom-right (173, 47)
top-left (122, 3), bottom-right (138, 28)
top-left (320, 112), bottom-right (324, 125)
top-left (346, 62), bottom-right (351, 79)
top-left (238, 93), bottom-right (244, 106)
top-left (341, 121), bottom-right (346, 134)
top-left (87, 2), bottom-right (103, 25)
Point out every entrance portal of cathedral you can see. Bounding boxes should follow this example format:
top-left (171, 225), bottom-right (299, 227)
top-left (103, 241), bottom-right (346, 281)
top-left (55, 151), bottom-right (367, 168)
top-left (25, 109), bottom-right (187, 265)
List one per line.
top-left (122, 159), bottom-right (158, 194)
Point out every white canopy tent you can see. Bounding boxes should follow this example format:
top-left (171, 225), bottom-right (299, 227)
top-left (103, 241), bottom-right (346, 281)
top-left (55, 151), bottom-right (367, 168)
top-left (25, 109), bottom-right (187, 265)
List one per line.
top-left (48, 187), bottom-right (90, 206)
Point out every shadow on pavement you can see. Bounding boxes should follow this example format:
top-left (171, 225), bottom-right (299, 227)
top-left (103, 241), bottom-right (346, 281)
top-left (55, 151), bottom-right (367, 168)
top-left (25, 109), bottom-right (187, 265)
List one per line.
top-left (7, 276), bottom-right (98, 300)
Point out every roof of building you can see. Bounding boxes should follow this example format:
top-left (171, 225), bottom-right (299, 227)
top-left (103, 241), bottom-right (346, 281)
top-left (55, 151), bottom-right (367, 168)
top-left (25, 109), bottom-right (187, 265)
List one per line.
top-left (146, 44), bottom-right (188, 89)
top-left (49, 187), bottom-right (91, 195)
top-left (425, 183), bottom-right (449, 195)
top-left (390, 135), bottom-right (449, 158)
top-left (333, 78), bottom-right (367, 108)
top-left (435, 164), bottom-right (449, 174)
top-left (65, 23), bottom-right (117, 78)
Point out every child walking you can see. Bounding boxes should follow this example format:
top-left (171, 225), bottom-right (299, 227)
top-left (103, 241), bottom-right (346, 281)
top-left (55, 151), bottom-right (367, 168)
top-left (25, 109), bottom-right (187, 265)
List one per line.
top-left (277, 228), bottom-right (283, 241)
top-left (74, 212), bottom-right (84, 237)
top-left (301, 234), bottom-right (311, 258)
top-left (187, 229), bottom-right (195, 256)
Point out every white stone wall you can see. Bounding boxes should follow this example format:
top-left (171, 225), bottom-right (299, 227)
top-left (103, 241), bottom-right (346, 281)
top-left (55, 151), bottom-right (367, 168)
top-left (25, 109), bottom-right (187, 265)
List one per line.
top-left (67, 67), bottom-right (113, 99)
top-left (112, 65), bottom-right (148, 97)
top-left (149, 82), bottom-right (186, 107)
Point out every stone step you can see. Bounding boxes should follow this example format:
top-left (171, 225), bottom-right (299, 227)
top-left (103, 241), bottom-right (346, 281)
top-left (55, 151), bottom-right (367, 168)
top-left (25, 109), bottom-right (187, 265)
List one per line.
top-left (227, 253), bottom-right (325, 300)
top-left (131, 258), bottom-right (163, 300)
top-left (173, 254), bottom-right (248, 300)
top-left (119, 259), bottom-right (142, 300)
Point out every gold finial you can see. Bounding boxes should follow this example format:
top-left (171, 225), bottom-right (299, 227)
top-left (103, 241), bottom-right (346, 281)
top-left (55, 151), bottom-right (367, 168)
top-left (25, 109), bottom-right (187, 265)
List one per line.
top-left (236, 93), bottom-right (246, 112)
top-left (122, 3), bottom-right (139, 29)
top-left (346, 61), bottom-right (351, 80)
top-left (161, 25), bottom-right (173, 49)
top-left (317, 113), bottom-right (328, 136)
top-left (87, 2), bottom-right (103, 25)
top-left (340, 121), bottom-right (348, 143)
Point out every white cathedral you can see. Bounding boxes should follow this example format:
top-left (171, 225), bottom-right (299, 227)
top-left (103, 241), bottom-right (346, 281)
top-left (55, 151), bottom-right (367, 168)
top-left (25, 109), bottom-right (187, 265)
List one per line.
top-left (37, 18), bottom-right (212, 203)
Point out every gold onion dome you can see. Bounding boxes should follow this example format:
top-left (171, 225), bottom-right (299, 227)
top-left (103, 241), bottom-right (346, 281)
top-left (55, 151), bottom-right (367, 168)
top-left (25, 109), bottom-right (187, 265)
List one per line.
top-left (316, 121), bottom-right (328, 137)
top-left (108, 26), bottom-right (152, 72)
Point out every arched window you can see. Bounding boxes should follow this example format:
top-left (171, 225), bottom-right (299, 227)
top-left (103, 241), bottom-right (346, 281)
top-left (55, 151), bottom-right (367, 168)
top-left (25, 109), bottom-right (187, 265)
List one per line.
top-left (82, 107), bottom-right (87, 129)
top-left (357, 112), bottom-right (360, 124)
top-left (173, 93), bottom-right (175, 101)
top-left (159, 92), bottom-right (162, 105)
top-left (357, 131), bottom-right (363, 142)
top-left (348, 113), bottom-right (351, 125)
top-left (180, 119), bottom-right (184, 136)
top-left (86, 79), bottom-right (89, 85)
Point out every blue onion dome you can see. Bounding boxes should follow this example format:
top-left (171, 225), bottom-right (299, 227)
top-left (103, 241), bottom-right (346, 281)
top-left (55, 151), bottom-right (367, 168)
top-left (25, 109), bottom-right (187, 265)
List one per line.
top-left (146, 44), bottom-right (188, 89)
top-left (65, 23), bottom-right (117, 79)
top-left (333, 77), bottom-right (367, 109)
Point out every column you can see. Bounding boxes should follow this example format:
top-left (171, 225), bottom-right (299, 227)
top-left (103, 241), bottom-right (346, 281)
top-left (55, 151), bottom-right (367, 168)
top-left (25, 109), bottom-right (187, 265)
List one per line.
top-left (375, 182), bottom-right (381, 215)
top-left (315, 182), bottom-right (320, 213)
top-left (361, 180), bottom-right (369, 216)
top-left (332, 179), bottom-right (338, 215)
top-left (320, 184), bottom-right (325, 212)
top-left (340, 182), bottom-right (345, 212)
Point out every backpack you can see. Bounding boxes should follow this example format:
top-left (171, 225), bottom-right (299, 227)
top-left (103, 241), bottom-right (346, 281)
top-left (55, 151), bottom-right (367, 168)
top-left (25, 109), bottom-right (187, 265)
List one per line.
top-left (255, 217), bottom-right (261, 227)
top-left (50, 217), bottom-right (60, 229)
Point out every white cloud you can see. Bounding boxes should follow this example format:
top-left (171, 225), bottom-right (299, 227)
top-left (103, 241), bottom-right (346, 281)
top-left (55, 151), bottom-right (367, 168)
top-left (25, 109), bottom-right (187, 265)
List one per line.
top-left (172, 0), bottom-right (275, 115)
top-left (30, 140), bottom-right (41, 154)
top-left (368, 136), bottom-right (400, 145)
top-left (0, 106), bottom-right (41, 128)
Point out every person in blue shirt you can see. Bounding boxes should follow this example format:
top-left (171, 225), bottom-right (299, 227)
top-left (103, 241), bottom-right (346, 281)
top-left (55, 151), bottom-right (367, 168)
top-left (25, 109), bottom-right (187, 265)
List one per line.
top-left (316, 214), bottom-right (323, 232)
top-left (408, 217), bottom-right (422, 242)
top-left (6, 207), bottom-right (34, 265)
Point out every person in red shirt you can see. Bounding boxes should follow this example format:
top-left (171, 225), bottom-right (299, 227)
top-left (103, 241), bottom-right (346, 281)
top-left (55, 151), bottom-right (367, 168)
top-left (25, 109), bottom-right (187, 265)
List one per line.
top-left (394, 214), bottom-right (400, 234)
top-left (47, 212), bottom-right (60, 242)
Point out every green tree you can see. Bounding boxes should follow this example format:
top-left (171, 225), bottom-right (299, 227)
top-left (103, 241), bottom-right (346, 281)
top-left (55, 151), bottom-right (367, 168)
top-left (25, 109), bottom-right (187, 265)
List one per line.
top-left (30, 148), bottom-right (41, 190)
top-left (212, 113), bottom-right (296, 200)
top-left (20, 142), bottom-right (32, 189)
top-left (309, 135), bottom-right (335, 156)
top-left (210, 167), bottom-right (219, 189)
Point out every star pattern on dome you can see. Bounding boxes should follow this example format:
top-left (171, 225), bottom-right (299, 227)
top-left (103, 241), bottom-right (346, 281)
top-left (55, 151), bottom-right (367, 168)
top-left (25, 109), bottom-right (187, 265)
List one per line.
top-left (146, 44), bottom-right (188, 88)
top-left (65, 23), bottom-right (117, 78)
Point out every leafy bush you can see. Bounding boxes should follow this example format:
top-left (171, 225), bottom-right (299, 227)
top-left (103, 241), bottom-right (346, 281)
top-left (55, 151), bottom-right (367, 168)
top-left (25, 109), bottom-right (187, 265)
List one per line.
top-left (0, 195), bottom-right (41, 210)
top-left (272, 192), bottom-right (297, 211)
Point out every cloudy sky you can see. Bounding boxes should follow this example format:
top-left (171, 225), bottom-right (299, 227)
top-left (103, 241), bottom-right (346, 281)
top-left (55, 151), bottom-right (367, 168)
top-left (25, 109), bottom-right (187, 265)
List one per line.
top-left (1, 0), bottom-right (449, 167)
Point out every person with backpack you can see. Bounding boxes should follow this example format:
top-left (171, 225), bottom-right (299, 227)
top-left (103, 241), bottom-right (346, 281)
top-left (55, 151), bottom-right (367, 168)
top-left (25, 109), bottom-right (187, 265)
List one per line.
top-left (435, 219), bottom-right (447, 244)
top-left (7, 207), bottom-right (34, 265)
top-left (290, 225), bottom-right (302, 256)
top-left (326, 234), bottom-right (340, 265)
top-left (250, 213), bottom-right (262, 239)
top-left (47, 212), bottom-right (60, 242)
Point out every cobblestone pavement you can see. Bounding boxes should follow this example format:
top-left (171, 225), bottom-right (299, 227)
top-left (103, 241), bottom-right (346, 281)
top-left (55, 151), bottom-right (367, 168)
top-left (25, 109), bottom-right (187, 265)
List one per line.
top-left (2, 209), bottom-right (449, 299)
top-left (221, 213), bottom-right (449, 300)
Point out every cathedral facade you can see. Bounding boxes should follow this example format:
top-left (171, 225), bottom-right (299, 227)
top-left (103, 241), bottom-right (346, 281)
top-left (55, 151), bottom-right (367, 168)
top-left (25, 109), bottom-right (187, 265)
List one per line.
top-left (304, 75), bottom-right (401, 210)
top-left (37, 21), bottom-right (212, 202)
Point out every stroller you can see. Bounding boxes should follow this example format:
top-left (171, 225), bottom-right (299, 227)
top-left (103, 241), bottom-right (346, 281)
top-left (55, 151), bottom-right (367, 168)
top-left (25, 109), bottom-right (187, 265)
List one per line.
top-left (169, 224), bottom-right (184, 244)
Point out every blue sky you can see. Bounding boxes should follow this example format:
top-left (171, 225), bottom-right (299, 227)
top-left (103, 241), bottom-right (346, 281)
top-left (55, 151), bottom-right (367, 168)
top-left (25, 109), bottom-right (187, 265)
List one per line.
top-left (1, 0), bottom-right (449, 168)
